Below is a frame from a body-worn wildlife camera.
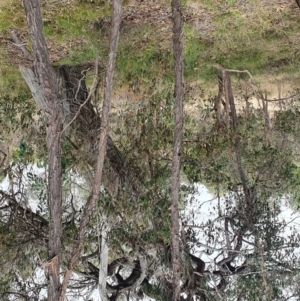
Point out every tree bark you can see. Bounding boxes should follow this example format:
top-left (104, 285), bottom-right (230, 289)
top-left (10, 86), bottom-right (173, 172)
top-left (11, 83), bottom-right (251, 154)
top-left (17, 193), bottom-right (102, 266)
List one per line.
top-left (98, 215), bottom-right (110, 301)
top-left (19, 62), bottom-right (134, 197)
top-left (59, 0), bottom-right (122, 299)
top-left (223, 71), bottom-right (250, 206)
top-left (22, 1), bottom-right (62, 301)
top-left (170, 0), bottom-right (184, 300)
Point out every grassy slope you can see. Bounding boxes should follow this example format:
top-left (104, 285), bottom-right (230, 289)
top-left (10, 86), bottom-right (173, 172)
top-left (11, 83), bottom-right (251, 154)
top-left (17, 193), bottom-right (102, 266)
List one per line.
top-left (0, 0), bottom-right (300, 93)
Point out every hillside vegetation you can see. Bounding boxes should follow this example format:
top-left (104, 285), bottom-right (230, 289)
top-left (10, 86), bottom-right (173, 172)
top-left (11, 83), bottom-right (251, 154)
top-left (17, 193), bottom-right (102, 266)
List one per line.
top-left (1, 0), bottom-right (300, 93)
top-left (2, 1), bottom-right (300, 301)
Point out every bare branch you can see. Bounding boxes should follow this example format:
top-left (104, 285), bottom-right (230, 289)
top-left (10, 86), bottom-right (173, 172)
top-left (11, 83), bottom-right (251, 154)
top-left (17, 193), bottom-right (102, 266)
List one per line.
top-left (213, 63), bottom-right (300, 103)
top-left (9, 29), bottom-right (32, 60)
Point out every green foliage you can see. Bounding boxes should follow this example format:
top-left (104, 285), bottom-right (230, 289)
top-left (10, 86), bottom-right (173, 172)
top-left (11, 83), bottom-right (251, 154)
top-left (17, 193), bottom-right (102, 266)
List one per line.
top-left (0, 217), bottom-right (46, 298)
top-left (95, 85), bottom-right (177, 251)
top-left (27, 169), bottom-right (47, 204)
top-left (232, 272), bottom-right (285, 301)
top-left (61, 140), bottom-right (73, 174)
top-left (142, 281), bottom-right (168, 300)
top-left (274, 109), bottom-right (298, 134)
top-left (114, 82), bottom-right (174, 174)
top-left (3, 1), bottom-right (300, 299)
top-left (0, 229), bottom-right (16, 295)
top-left (0, 93), bottom-right (37, 133)
top-left (12, 141), bottom-right (34, 163)
top-left (183, 103), bottom-right (299, 199)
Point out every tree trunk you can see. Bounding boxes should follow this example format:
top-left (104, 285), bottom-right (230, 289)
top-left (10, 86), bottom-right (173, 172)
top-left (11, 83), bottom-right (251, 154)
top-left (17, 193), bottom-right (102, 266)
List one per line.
top-left (170, 0), bottom-right (184, 300)
top-left (20, 60), bottom-right (136, 197)
top-left (59, 0), bottom-right (123, 299)
top-left (22, 1), bottom-right (62, 301)
top-left (98, 214), bottom-right (110, 301)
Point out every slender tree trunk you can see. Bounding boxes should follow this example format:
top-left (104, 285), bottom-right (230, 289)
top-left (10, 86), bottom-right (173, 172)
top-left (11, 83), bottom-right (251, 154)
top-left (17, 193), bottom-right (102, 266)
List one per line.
top-left (170, 0), bottom-right (184, 300)
top-left (59, 0), bottom-right (122, 299)
top-left (98, 215), bottom-right (110, 301)
top-left (22, 1), bottom-right (62, 301)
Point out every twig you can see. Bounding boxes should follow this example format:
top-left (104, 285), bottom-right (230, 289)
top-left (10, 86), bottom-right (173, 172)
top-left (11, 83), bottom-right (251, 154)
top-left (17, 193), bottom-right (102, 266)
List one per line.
top-left (0, 149), bottom-right (7, 167)
top-left (184, 215), bottom-right (232, 229)
top-left (213, 63), bottom-right (253, 79)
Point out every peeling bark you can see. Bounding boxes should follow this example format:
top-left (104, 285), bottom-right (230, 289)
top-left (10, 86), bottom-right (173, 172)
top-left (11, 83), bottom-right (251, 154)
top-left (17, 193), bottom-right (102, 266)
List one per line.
top-left (19, 66), bottom-right (48, 112)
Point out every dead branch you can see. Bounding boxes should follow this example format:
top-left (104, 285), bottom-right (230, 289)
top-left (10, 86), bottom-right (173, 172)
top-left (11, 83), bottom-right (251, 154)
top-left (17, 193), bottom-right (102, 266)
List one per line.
top-left (9, 29), bottom-right (32, 61)
top-left (213, 63), bottom-right (300, 103)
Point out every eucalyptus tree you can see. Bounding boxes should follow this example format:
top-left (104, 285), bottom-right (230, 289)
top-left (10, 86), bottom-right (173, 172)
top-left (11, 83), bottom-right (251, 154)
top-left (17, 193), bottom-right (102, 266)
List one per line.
top-left (10, 0), bottom-right (122, 300)
top-left (170, 0), bottom-right (184, 299)
top-left (22, 0), bottom-right (62, 299)
top-left (2, 1), bottom-right (300, 301)
top-left (2, 69), bottom-right (300, 301)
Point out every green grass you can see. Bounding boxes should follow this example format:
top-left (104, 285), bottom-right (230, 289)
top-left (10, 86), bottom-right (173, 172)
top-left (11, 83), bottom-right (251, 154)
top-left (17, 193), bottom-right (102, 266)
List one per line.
top-left (116, 23), bottom-right (174, 88)
top-left (117, 45), bottom-right (173, 86)
top-left (43, 2), bottom-right (111, 42)
top-left (1, 0), bottom-right (300, 93)
top-left (0, 0), bottom-right (113, 89)
top-left (181, 2), bottom-right (300, 84)
top-left (0, 63), bottom-right (28, 94)
top-left (57, 43), bottom-right (104, 66)
top-left (0, 1), bottom-right (25, 32)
